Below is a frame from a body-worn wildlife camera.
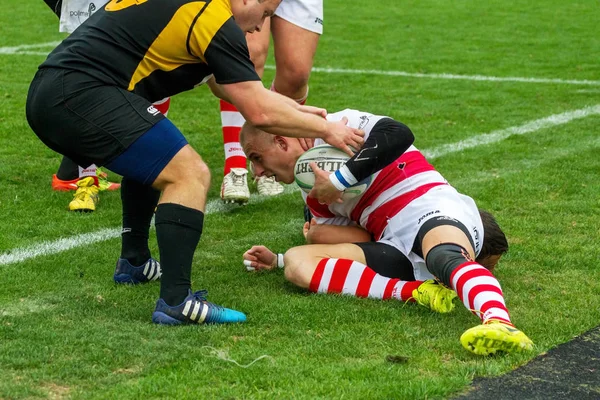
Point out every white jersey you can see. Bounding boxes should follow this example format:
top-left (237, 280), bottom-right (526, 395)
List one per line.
top-left (303, 109), bottom-right (484, 281)
top-left (59, 0), bottom-right (109, 33)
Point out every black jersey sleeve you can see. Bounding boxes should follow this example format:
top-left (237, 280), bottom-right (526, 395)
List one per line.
top-left (203, 18), bottom-right (261, 85)
top-left (43, 0), bottom-right (62, 17)
top-left (330, 118), bottom-right (415, 189)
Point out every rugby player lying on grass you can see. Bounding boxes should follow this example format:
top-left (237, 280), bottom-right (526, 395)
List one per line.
top-left (240, 109), bottom-right (533, 355)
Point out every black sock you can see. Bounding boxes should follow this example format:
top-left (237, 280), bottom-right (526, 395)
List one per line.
top-left (56, 156), bottom-right (80, 181)
top-left (155, 203), bottom-right (204, 306)
top-left (120, 178), bottom-right (160, 266)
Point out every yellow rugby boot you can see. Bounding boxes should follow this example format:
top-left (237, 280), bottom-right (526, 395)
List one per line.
top-left (411, 280), bottom-right (457, 313)
top-left (68, 177), bottom-right (99, 212)
top-left (460, 320), bottom-right (534, 356)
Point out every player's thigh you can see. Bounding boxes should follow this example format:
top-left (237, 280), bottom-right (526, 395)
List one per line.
top-left (27, 68), bottom-right (189, 186)
top-left (271, 17), bottom-right (319, 76)
top-left (420, 225), bottom-right (476, 261)
top-left (104, 119), bottom-right (192, 187)
top-left (27, 69), bottom-right (161, 166)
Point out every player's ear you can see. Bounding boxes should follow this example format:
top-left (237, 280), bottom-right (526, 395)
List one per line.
top-left (275, 136), bottom-right (287, 150)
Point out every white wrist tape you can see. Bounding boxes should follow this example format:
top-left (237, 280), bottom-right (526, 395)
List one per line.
top-left (328, 165), bottom-right (358, 191)
top-left (277, 253), bottom-right (285, 269)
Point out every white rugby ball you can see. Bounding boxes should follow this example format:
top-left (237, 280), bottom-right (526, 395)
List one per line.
top-left (294, 144), bottom-right (370, 199)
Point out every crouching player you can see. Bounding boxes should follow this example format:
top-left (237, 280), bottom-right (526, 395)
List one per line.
top-left (240, 109), bottom-right (534, 355)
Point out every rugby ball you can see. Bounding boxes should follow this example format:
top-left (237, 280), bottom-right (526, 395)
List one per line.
top-left (294, 144), bottom-right (370, 199)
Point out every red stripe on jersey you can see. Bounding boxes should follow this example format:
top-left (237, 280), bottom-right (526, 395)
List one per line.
top-left (306, 196), bottom-right (336, 218)
top-left (383, 278), bottom-right (400, 299)
top-left (350, 150), bottom-right (437, 224)
top-left (355, 267), bottom-right (377, 297)
top-left (366, 182), bottom-right (447, 239)
top-left (327, 259), bottom-right (353, 293)
top-left (223, 126), bottom-right (242, 143)
top-left (219, 99), bottom-right (238, 112)
top-left (309, 258), bottom-right (328, 292)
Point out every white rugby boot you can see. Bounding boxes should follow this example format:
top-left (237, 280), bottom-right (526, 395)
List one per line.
top-left (256, 175), bottom-right (284, 196)
top-left (220, 168), bottom-right (250, 204)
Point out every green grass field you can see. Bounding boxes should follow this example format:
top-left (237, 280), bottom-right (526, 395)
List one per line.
top-left (1, 0), bottom-right (599, 398)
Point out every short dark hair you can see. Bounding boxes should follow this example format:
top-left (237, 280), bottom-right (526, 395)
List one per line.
top-left (478, 209), bottom-right (509, 260)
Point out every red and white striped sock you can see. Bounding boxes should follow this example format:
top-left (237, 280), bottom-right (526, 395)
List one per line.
top-left (308, 258), bottom-right (422, 301)
top-left (219, 100), bottom-right (247, 175)
top-left (450, 261), bottom-right (512, 325)
top-left (153, 97), bottom-right (171, 116)
top-left (219, 86), bottom-right (308, 176)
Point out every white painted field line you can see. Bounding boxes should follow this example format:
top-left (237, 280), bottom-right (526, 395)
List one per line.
top-left (265, 65), bottom-right (600, 86)
top-left (0, 185), bottom-right (297, 266)
top-left (0, 227), bottom-right (120, 266)
top-left (424, 104), bottom-right (600, 160)
top-left (2, 41), bottom-right (598, 86)
top-left (1, 104), bottom-right (598, 266)
top-left (0, 41), bottom-right (61, 54)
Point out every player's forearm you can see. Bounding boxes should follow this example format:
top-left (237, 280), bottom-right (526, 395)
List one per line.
top-left (245, 90), bottom-right (329, 138)
top-left (329, 118), bottom-right (415, 190)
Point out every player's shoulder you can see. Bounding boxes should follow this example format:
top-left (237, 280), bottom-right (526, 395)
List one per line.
top-left (326, 109), bottom-right (367, 122)
top-left (326, 109), bottom-right (391, 130)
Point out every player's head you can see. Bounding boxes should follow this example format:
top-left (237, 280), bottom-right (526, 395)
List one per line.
top-left (476, 210), bottom-right (509, 272)
top-left (240, 123), bottom-right (304, 184)
top-left (231, 0), bottom-right (281, 33)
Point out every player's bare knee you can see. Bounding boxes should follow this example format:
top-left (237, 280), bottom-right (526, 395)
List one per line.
top-left (283, 249), bottom-right (311, 288)
top-left (274, 65), bottom-right (310, 96)
top-left (191, 156), bottom-right (211, 189)
top-left (178, 157), bottom-right (210, 190)
top-left (158, 153), bottom-right (210, 193)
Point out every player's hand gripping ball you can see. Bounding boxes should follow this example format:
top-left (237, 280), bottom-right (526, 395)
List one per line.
top-left (294, 144), bottom-right (370, 200)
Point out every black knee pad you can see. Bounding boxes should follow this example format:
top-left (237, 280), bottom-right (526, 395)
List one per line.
top-left (425, 243), bottom-right (473, 287)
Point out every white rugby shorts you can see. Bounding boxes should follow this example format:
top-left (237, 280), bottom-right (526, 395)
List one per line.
top-left (378, 185), bottom-right (484, 281)
top-left (275, 0), bottom-right (323, 34)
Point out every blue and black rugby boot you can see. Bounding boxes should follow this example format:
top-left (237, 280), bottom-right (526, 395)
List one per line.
top-left (152, 289), bottom-right (247, 325)
top-left (113, 258), bottom-right (161, 284)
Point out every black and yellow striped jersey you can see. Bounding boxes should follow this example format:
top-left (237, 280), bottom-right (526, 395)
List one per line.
top-left (41, 0), bottom-right (260, 102)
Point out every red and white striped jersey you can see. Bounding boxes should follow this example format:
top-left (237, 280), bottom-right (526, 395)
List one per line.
top-left (303, 109), bottom-right (449, 240)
